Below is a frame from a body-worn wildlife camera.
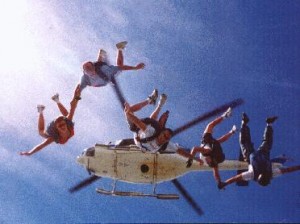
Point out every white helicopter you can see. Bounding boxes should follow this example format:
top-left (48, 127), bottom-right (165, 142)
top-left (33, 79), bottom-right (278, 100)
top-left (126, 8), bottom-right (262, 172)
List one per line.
top-left (69, 77), bottom-right (296, 216)
top-left (69, 95), bottom-right (286, 215)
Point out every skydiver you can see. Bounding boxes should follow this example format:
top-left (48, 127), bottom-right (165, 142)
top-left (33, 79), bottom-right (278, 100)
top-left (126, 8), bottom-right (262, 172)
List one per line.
top-left (218, 113), bottom-right (300, 189)
top-left (19, 84), bottom-right (81, 156)
top-left (124, 90), bottom-right (192, 158)
top-left (186, 107), bottom-right (237, 185)
top-left (80, 41), bottom-right (145, 92)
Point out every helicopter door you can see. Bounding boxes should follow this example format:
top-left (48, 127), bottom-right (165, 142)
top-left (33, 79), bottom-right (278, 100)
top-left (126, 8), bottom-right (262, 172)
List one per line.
top-left (115, 151), bottom-right (157, 184)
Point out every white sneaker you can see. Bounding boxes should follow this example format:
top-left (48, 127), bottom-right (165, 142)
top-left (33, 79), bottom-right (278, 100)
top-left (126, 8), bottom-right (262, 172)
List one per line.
top-left (99, 49), bottom-right (107, 57)
top-left (148, 89), bottom-right (158, 105)
top-left (222, 107), bottom-right (232, 118)
top-left (37, 105), bottom-right (45, 113)
top-left (116, 41), bottom-right (128, 50)
top-left (51, 93), bottom-right (59, 103)
top-left (158, 94), bottom-right (167, 107)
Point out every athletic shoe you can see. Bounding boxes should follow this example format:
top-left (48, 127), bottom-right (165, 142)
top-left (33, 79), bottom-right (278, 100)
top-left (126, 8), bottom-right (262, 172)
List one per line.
top-left (222, 107), bottom-right (232, 118)
top-left (51, 93), bottom-right (59, 103)
top-left (99, 49), bottom-right (107, 57)
top-left (116, 41), bottom-right (128, 50)
top-left (242, 112), bottom-right (249, 124)
top-left (148, 89), bottom-right (158, 105)
top-left (37, 105), bottom-right (45, 113)
top-left (266, 116), bottom-right (278, 124)
top-left (158, 94), bottom-right (167, 107)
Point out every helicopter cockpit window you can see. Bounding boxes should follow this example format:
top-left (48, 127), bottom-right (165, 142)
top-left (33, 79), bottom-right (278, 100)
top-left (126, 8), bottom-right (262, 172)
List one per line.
top-left (83, 147), bottom-right (95, 157)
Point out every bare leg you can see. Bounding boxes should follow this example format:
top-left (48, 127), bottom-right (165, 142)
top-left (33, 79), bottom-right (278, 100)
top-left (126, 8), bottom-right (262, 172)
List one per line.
top-left (129, 100), bottom-right (149, 112)
top-left (57, 102), bottom-right (69, 117)
top-left (204, 116), bottom-right (224, 133)
top-left (150, 103), bottom-right (163, 120)
top-left (150, 94), bottom-right (167, 120)
top-left (38, 113), bottom-right (48, 138)
top-left (116, 49), bottom-right (124, 66)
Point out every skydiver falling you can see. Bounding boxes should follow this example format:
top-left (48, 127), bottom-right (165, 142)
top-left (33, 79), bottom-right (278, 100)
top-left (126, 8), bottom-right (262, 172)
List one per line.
top-left (19, 85), bottom-right (81, 156)
top-left (80, 41), bottom-right (145, 92)
top-left (218, 113), bottom-right (300, 189)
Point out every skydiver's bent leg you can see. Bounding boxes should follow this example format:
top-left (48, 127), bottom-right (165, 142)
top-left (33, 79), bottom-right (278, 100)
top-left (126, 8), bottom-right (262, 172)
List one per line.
top-left (116, 41), bottom-right (127, 66)
top-left (257, 125), bottom-right (273, 159)
top-left (150, 94), bottom-right (167, 120)
top-left (204, 107), bottom-right (232, 134)
top-left (52, 94), bottom-right (68, 116)
top-left (239, 123), bottom-right (255, 162)
top-left (37, 105), bottom-right (48, 138)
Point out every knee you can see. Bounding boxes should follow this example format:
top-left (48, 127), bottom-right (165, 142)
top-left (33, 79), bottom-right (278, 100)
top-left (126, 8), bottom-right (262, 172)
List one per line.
top-left (38, 131), bottom-right (47, 138)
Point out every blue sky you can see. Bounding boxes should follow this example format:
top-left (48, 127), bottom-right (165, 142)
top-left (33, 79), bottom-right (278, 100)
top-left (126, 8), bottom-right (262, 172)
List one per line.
top-left (0, 0), bottom-right (300, 223)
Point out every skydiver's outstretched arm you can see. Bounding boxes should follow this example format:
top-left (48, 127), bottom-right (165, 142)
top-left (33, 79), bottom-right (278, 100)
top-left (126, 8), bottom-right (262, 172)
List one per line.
top-left (219, 173), bottom-right (244, 189)
top-left (19, 138), bottom-right (54, 156)
top-left (218, 165), bottom-right (300, 190)
top-left (118, 63), bottom-right (145, 71)
top-left (67, 84), bottom-right (81, 121)
top-left (279, 165), bottom-right (300, 175)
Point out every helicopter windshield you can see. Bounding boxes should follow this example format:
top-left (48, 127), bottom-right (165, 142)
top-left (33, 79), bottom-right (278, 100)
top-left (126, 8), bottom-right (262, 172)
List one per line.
top-left (82, 147), bottom-right (95, 157)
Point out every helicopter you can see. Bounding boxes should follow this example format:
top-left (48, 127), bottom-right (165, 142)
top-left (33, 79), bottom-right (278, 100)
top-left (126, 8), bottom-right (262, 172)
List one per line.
top-left (69, 81), bottom-right (283, 216)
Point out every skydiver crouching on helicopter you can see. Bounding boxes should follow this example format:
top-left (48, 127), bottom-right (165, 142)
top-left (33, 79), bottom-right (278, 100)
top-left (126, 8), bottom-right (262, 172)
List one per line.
top-left (123, 90), bottom-right (193, 159)
top-left (186, 107), bottom-right (237, 186)
top-left (218, 113), bottom-right (300, 189)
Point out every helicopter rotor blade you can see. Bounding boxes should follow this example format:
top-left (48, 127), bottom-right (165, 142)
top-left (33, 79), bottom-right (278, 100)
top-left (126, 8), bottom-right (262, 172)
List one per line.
top-left (111, 77), bottom-right (126, 109)
top-left (172, 179), bottom-right (204, 216)
top-left (69, 175), bottom-right (101, 193)
top-left (172, 98), bottom-right (244, 136)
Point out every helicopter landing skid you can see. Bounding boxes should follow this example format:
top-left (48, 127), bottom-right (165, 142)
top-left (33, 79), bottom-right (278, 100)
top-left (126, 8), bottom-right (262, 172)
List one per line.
top-left (96, 188), bottom-right (179, 200)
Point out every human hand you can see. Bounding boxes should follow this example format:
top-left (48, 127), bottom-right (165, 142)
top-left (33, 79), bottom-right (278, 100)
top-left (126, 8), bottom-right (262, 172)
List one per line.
top-left (124, 102), bottom-right (132, 114)
top-left (230, 125), bottom-right (237, 134)
top-left (19, 151), bottom-right (31, 156)
top-left (135, 63), bottom-right (145, 70)
top-left (217, 181), bottom-right (226, 190)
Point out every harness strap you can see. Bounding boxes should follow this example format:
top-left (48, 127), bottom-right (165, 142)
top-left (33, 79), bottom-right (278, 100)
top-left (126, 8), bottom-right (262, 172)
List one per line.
top-left (94, 61), bottom-right (109, 81)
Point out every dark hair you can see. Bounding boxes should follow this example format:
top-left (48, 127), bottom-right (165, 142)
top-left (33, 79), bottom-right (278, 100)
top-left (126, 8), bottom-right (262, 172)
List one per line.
top-left (258, 173), bottom-right (271, 186)
top-left (54, 116), bottom-right (66, 125)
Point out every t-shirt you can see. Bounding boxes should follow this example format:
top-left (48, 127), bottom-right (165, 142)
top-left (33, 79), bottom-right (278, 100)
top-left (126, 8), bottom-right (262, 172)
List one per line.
top-left (134, 125), bottom-right (160, 152)
top-left (241, 164), bottom-right (282, 181)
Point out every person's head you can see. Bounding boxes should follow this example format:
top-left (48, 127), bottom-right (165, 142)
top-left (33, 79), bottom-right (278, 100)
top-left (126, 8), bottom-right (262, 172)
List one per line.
top-left (257, 173), bottom-right (271, 186)
top-left (83, 61), bottom-right (95, 75)
top-left (157, 128), bottom-right (173, 145)
top-left (55, 116), bottom-right (68, 133)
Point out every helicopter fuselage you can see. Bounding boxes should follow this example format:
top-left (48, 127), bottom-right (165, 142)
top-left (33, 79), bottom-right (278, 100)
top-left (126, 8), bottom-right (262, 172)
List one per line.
top-left (76, 142), bottom-right (277, 184)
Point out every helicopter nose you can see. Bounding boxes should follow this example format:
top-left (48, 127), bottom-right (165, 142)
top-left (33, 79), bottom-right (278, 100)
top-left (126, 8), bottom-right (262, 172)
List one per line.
top-left (77, 156), bottom-right (86, 166)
